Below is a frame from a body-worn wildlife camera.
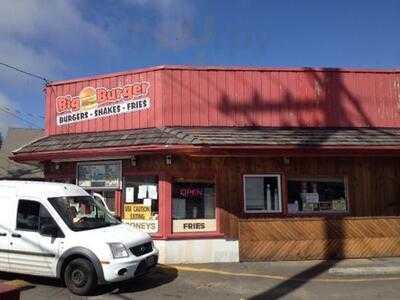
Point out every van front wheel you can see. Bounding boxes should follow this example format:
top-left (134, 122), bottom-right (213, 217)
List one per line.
top-left (64, 258), bottom-right (97, 296)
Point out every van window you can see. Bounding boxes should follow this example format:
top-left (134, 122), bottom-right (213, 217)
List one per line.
top-left (48, 195), bottom-right (120, 231)
top-left (39, 204), bottom-right (58, 233)
top-left (17, 200), bottom-right (40, 231)
top-left (16, 200), bottom-right (59, 234)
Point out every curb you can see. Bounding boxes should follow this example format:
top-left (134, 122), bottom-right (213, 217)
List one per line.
top-left (328, 266), bottom-right (400, 276)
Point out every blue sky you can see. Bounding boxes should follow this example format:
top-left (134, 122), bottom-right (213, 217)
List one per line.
top-left (0, 0), bottom-right (399, 134)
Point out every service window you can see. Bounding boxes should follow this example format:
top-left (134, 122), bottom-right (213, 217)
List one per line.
top-left (123, 176), bottom-right (159, 234)
top-left (244, 174), bottom-right (282, 213)
top-left (287, 177), bottom-right (348, 214)
top-left (77, 161), bottom-right (122, 189)
top-left (172, 180), bottom-right (216, 233)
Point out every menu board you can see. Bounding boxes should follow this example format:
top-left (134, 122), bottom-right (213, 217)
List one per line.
top-left (77, 161), bottom-right (121, 188)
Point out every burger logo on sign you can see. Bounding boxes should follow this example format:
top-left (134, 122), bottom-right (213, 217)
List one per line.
top-left (55, 81), bottom-right (151, 126)
top-left (79, 87), bottom-right (98, 111)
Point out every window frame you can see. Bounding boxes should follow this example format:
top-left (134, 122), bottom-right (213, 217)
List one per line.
top-left (16, 199), bottom-right (41, 232)
top-left (122, 174), bottom-right (160, 234)
top-left (16, 199), bottom-right (63, 236)
top-left (286, 176), bottom-right (350, 215)
top-left (171, 178), bottom-right (218, 233)
top-left (243, 174), bottom-right (283, 214)
top-left (76, 160), bottom-right (122, 190)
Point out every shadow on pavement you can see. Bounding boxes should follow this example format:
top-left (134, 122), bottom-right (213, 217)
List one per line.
top-left (0, 265), bottom-right (178, 297)
top-left (94, 265), bottom-right (179, 296)
top-left (0, 271), bottom-right (63, 288)
top-left (248, 261), bottom-right (338, 300)
top-left (249, 217), bottom-right (345, 299)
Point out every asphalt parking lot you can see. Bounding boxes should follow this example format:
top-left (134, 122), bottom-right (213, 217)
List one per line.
top-left (2, 260), bottom-right (400, 299)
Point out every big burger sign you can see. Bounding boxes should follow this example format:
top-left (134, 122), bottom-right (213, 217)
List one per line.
top-left (55, 81), bottom-right (151, 125)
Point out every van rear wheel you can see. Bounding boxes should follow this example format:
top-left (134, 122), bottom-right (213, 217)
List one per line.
top-left (64, 258), bottom-right (97, 296)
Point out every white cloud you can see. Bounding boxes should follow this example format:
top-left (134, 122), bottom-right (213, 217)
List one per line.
top-left (0, 39), bottom-right (64, 84)
top-left (0, 0), bottom-right (111, 83)
top-left (0, 0), bottom-right (206, 134)
top-left (0, 0), bottom-right (115, 131)
top-left (125, 0), bottom-right (201, 50)
top-left (0, 0), bottom-right (107, 45)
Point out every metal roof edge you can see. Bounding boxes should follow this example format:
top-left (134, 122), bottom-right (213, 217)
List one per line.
top-left (47, 65), bottom-right (400, 87)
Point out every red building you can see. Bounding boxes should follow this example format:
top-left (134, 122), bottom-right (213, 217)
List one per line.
top-left (12, 65), bottom-right (400, 263)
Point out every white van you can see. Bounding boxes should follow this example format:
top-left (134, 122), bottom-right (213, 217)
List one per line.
top-left (0, 181), bottom-right (159, 295)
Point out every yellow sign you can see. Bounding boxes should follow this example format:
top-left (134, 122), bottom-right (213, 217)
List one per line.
top-left (124, 204), bottom-right (151, 220)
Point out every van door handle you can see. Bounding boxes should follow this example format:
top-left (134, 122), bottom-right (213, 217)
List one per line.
top-left (0, 233), bottom-right (6, 237)
top-left (11, 233), bottom-right (21, 238)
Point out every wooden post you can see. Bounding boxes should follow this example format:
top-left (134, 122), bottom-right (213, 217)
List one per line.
top-left (159, 174), bottom-right (172, 237)
top-left (115, 190), bottom-right (123, 218)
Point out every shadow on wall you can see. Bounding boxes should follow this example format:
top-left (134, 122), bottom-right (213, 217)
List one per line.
top-left (217, 68), bottom-right (373, 146)
top-left (163, 67), bottom-right (377, 146)
top-left (214, 70), bottom-right (351, 299)
top-left (249, 219), bottom-right (345, 300)
top-left (218, 68), bottom-right (372, 126)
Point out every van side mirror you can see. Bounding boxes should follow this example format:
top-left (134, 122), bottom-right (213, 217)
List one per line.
top-left (40, 223), bottom-right (60, 237)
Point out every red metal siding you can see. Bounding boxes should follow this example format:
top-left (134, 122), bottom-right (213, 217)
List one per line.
top-left (46, 67), bottom-right (400, 136)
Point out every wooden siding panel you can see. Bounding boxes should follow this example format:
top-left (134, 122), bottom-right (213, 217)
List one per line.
top-left (162, 70), bottom-right (174, 124)
top-left (208, 71), bottom-right (218, 126)
top-left (215, 71), bottom-right (226, 126)
top-left (181, 70), bottom-right (191, 126)
top-left (154, 70), bottom-right (163, 127)
top-left (190, 71), bottom-right (201, 126)
top-left (239, 218), bottom-right (400, 261)
top-left (199, 71), bottom-right (209, 126)
top-left (171, 70), bottom-right (182, 126)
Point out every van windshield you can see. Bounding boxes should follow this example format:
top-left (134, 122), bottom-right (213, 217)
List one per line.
top-left (48, 195), bottom-right (120, 231)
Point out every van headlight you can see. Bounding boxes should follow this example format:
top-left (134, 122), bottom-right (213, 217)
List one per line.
top-left (108, 243), bottom-right (129, 258)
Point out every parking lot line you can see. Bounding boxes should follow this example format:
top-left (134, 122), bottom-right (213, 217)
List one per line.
top-left (163, 265), bottom-right (400, 283)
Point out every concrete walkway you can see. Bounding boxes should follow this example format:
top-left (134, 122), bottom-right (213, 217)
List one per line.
top-left (172, 257), bottom-right (400, 280)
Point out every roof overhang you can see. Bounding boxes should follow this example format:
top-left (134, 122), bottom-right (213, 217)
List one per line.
top-left (11, 126), bottom-right (400, 163)
top-left (11, 144), bottom-right (203, 163)
top-left (11, 144), bottom-right (400, 164)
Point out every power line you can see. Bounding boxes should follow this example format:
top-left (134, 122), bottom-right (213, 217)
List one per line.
top-left (0, 104), bottom-right (44, 121)
top-left (0, 61), bottom-right (47, 128)
top-left (0, 107), bottom-right (41, 128)
top-left (0, 61), bottom-right (51, 84)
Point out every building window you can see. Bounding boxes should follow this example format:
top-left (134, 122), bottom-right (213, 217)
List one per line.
top-left (244, 174), bottom-right (282, 213)
top-left (172, 180), bottom-right (216, 232)
top-left (287, 177), bottom-right (348, 214)
top-left (123, 176), bottom-right (159, 234)
top-left (77, 161), bottom-right (122, 189)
